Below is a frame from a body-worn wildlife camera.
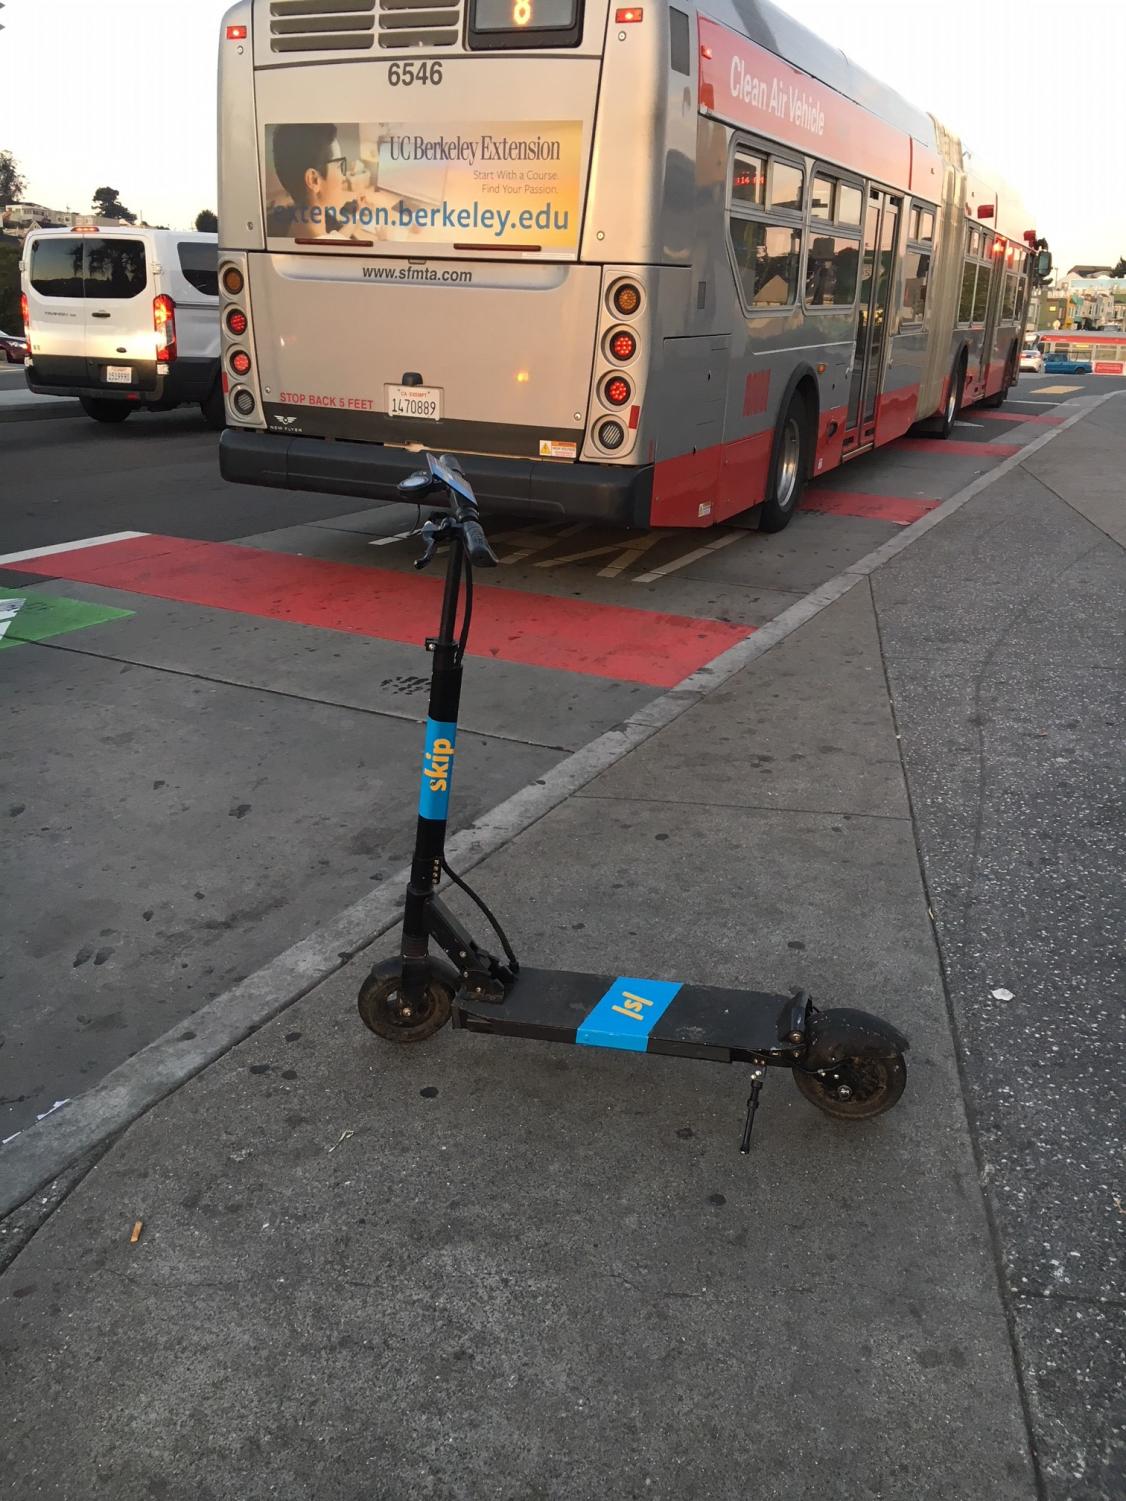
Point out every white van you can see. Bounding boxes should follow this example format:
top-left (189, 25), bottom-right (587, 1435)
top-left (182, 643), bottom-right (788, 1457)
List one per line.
top-left (21, 227), bottom-right (222, 427)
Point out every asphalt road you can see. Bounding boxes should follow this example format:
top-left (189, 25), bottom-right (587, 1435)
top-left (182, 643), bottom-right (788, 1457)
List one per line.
top-left (0, 372), bottom-right (1118, 1141)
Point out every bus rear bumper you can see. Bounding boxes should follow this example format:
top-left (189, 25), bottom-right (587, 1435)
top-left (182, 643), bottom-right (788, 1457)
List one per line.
top-left (219, 429), bottom-right (654, 528)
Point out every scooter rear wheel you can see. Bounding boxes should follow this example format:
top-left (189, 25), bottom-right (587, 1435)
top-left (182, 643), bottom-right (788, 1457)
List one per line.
top-left (358, 970), bottom-right (452, 1044)
top-left (793, 1053), bottom-right (907, 1120)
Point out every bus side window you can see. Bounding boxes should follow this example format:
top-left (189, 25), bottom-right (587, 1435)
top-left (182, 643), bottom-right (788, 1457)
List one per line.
top-left (728, 151), bottom-right (804, 311)
top-left (805, 235), bottom-right (860, 307)
top-left (959, 260), bottom-right (977, 324)
top-left (900, 249), bottom-right (931, 326)
top-left (669, 7), bottom-right (690, 75)
top-left (730, 220), bottom-right (802, 308)
top-left (837, 183), bottom-right (863, 226)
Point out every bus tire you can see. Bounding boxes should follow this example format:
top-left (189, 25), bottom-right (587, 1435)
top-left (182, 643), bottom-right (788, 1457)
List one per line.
top-left (982, 344), bottom-right (1016, 408)
top-left (935, 352), bottom-right (966, 437)
top-left (80, 397), bottom-right (131, 424)
top-left (758, 395), bottom-right (810, 533)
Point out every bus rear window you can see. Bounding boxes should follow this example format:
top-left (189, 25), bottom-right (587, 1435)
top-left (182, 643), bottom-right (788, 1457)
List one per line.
top-left (29, 237), bottom-right (84, 298)
top-left (178, 241), bottom-right (219, 297)
top-left (468, 0), bottom-right (582, 48)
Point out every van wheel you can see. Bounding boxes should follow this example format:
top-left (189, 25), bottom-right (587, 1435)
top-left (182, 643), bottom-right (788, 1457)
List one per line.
top-left (200, 384), bottom-right (226, 431)
top-left (79, 397), bottom-right (131, 424)
top-left (758, 395), bottom-right (810, 533)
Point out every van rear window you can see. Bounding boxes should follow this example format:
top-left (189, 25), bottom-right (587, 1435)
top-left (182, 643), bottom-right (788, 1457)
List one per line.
top-left (85, 239), bottom-right (147, 299)
top-left (30, 237), bottom-right (147, 299)
top-left (29, 237), bottom-right (84, 298)
top-left (177, 241), bottom-right (219, 297)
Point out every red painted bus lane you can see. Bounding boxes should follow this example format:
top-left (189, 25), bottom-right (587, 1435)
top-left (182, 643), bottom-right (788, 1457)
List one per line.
top-left (4, 534), bottom-right (753, 689)
top-left (976, 410), bottom-right (1065, 426)
top-left (803, 490), bottom-right (939, 525)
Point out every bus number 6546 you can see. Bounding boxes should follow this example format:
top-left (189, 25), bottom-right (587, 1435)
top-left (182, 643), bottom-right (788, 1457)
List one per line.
top-left (388, 61), bottom-right (443, 86)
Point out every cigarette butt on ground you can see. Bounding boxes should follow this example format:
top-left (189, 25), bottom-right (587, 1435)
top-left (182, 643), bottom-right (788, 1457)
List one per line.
top-left (130, 1220), bottom-right (143, 1244)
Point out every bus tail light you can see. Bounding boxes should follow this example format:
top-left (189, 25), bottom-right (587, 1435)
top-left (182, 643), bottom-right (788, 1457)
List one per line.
top-left (602, 374), bottom-right (632, 408)
top-left (153, 295), bottom-right (177, 363)
top-left (226, 307), bottom-right (248, 336)
top-left (611, 281), bottom-right (642, 316)
top-left (615, 7), bottom-right (644, 20)
top-left (597, 418), bottom-right (626, 451)
top-left (607, 327), bottom-right (637, 362)
top-left (226, 24), bottom-right (248, 40)
top-left (229, 349), bottom-right (252, 377)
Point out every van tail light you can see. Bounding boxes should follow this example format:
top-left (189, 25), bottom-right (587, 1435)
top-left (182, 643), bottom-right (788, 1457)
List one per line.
top-left (20, 292), bottom-right (30, 346)
top-left (153, 294), bottom-right (177, 363)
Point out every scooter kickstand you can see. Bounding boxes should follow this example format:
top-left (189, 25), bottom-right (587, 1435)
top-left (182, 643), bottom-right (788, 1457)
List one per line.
top-left (739, 1066), bottom-right (767, 1154)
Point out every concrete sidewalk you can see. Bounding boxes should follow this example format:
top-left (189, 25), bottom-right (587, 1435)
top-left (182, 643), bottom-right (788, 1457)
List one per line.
top-left (1, 399), bottom-right (1122, 1500)
top-left (0, 385), bottom-right (76, 422)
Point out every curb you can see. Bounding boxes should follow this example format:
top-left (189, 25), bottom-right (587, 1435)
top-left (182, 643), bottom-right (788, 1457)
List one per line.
top-left (0, 398), bottom-right (78, 424)
top-left (1, 389), bottom-right (1120, 1218)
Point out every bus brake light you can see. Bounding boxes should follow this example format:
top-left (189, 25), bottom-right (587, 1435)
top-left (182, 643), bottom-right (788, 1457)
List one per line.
top-left (226, 24), bottom-right (247, 40)
top-left (615, 7), bottom-right (643, 20)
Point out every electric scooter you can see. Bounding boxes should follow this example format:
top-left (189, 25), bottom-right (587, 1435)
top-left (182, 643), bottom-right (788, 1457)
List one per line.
top-left (358, 453), bottom-right (909, 1152)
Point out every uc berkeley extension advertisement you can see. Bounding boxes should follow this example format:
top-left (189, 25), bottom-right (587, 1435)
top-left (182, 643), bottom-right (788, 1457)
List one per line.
top-left (264, 120), bottom-right (583, 250)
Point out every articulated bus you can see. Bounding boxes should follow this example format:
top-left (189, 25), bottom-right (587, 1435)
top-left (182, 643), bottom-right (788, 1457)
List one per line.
top-left (216, 0), bottom-right (1051, 531)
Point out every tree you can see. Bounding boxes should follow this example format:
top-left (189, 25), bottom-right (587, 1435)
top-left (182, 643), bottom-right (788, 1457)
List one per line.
top-left (0, 149), bottom-right (27, 206)
top-left (0, 239), bottom-right (21, 332)
top-left (194, 209), bottom-right (218, 233)
top-left (91, 186), bottom-right (137, 224)
top-left (1112, 257), bottom-right (1126, 278)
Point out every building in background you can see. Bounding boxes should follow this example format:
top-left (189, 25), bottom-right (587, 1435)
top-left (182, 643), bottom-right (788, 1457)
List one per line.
top-left (1038, 268), bottom-right (1126, 330)
top-left (1, 203), bottom-right (150, 239)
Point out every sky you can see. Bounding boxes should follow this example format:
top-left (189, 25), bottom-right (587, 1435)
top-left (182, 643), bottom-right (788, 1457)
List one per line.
top-left (0, 0), bottom-right (1123, 275)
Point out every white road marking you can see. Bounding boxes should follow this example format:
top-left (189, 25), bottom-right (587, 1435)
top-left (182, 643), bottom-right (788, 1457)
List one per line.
top-left (536, 531), bottom-right (670, 576)
top-left (0, 530), bottom-right (147, 566)
top-left (368, 529), bottom-right (416, 547)
top-left (496, 523), bottom-right (582, 565)
top-left (633, 529), bottom-right (742, 583)
top-left (954, 420), bottom-right (983, 428)
top-left (0, 596), bottom-right (26, 642)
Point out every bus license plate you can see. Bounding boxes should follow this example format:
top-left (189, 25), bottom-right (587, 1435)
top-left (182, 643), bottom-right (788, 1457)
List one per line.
top-left (106, 365), bottom-right (133, 384)
top-left (386, 384), bottom-right (442, 420)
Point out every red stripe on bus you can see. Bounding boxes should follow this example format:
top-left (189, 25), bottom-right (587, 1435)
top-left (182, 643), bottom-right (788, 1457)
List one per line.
top-left (802, 490), bottom-right (940, 525)
top-left (896, 438), bottom-right (1021, 457)
top-left (976, 410), bottom-right (1064, 426)
top-left (4, 535), bottom-right (752, 688)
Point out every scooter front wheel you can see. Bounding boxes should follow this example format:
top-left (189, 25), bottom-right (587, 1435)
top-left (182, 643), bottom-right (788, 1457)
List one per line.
top-left (793, 1053), bottom-right (907, 1120)
top-left (358, 966), bottom-right (452, 1044)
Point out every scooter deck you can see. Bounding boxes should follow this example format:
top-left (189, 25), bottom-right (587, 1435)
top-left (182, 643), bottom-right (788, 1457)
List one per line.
top-left (454, 968), bottom-right (801, 1064)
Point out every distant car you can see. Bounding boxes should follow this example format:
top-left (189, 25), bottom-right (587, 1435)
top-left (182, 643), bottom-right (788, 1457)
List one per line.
top-left (0, 330), bottom-right (28, 363)
top-left (1019, 348), bottom-right (1044, 373)
top-left (1043, 356), bottom-right (1093, 374)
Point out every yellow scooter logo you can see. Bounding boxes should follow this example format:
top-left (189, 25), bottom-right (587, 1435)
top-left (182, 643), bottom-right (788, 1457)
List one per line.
top-left (423, 737), bottom-right (455, 793)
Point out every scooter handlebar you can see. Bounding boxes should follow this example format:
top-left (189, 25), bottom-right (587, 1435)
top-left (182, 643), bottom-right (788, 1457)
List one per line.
top-left (461, 517), bottom-right (498, 569)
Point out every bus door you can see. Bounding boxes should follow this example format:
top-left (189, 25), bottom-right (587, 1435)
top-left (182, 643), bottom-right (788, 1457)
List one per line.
top-left (843, 188), bottom-right (900, 453)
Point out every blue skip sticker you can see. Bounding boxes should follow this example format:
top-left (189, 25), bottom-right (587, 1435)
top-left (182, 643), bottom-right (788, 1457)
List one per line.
top-left (576, 977), bottom-right (683, 1052)
top-left (418, 718), bottom-right (458, 821)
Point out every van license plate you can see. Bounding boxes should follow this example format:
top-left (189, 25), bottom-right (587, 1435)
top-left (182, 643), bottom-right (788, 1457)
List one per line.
top-left (386, 384), bottom-right (442, 420)
top-left (106, 365), bottom-right (133, 384)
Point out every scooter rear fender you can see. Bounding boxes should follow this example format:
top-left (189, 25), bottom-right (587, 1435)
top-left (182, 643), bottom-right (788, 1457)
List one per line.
top-left (804, 1007), bottom-right (910, 1069)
